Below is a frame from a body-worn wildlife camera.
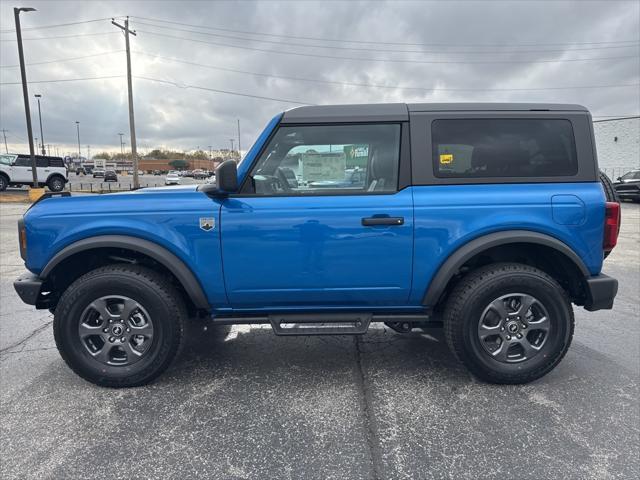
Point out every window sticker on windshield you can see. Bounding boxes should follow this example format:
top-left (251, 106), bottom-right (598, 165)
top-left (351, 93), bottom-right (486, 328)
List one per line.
top-left (440, 153), bottom-right (453, 165)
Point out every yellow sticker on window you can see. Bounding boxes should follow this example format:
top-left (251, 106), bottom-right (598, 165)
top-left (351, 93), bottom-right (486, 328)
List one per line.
top-left (440, 153), bottom-right (453, 164)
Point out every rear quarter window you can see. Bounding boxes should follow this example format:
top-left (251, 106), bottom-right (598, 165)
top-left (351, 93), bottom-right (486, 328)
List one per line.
top-left (432, 118), bottom-right (578, 178)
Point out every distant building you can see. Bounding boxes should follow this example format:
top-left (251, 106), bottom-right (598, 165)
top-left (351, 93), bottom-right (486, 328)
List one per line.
top-left (138, 158), bottom-right (219, 172)
top-left (593, 116), bottom-right (639, 178)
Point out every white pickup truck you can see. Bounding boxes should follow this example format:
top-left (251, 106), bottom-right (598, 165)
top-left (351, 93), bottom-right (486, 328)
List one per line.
top-left (0, 153), bottom-right (68, 192)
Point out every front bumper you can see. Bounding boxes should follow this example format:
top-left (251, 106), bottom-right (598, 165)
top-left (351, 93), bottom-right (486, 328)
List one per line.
top-left (14, 272), bottom-right (43, 306)
top-left (584, 273), bottom-right (618, 311)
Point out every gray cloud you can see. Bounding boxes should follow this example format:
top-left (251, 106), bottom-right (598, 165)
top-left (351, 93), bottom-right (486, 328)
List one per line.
top-left (1, 0), bottom-right (638, 156)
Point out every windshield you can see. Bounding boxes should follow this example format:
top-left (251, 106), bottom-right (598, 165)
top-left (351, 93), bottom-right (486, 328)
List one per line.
top-left (0, 154), bottom-right (17, 166)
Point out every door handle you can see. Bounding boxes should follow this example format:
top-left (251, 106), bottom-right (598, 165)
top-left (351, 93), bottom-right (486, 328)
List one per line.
top-left (361, 216), bottom-right (404, 226)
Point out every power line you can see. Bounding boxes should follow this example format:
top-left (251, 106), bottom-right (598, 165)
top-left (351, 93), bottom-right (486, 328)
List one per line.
top-left (0, 75), bottom-right (124, 86)
top-left (135, 50), bottom-right (640, 92)
top-left (0, 17), bottom-right (119, 34)
top-left (137, 30), bottom-right (640, 65)
top-left (0, 50), bottom-right (124, 68)
top-left (130, 15), bottom-right (639, 48)
top-left (131, 19), bottom-right (640, 55)
top-left (0, 31), bottom-right (119, 42)
top-left (134, 75), bottom-right (313, 105)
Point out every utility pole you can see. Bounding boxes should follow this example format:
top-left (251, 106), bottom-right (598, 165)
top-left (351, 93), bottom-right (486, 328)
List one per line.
top-left (112, 17), bottom-right (139, 188)
top-left (87, 145), bottom-right (91, 160)
top-left (237, 119), bottom-right (241, 157)
top-left (118, 133), bottom-right (124, 154)
top-left (1, 129), bottom-right (8, 153)
top-left (14, 7), bottom-right (38, 188)
top-left (75, 121), bottom-right (81, 160)
top-left (34, 94), bottom-right (45, 155)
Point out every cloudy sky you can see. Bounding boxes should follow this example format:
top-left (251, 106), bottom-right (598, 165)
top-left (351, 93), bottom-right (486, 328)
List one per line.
top-left (0, 0), bottom-right (638, 157)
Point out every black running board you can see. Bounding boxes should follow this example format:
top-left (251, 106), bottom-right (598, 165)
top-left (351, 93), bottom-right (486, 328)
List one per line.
top-left (209, 313), bottom-right (439, 335)
top-left (269, 313), bottom-right (371, 336)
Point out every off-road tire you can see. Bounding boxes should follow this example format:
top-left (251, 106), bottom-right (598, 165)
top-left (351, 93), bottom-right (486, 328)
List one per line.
top-left (54, 264), bottom-right (186, 387)
top-left (46, 175), bottom-right (65, 192)
top-left (599, 170), bottom-right (621, 259)
top-left (0, 174), bottom-right (8, 191)
top-left (443, 262), bottom-right (574, 384)
top-left (599, 170), bottom-right (620, 204)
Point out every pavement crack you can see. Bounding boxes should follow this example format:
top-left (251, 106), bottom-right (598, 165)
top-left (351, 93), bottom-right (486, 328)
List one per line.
top-left (353, 335), bottom-right (384, 480)
top-left (0, 319), bottom-right (53, 355)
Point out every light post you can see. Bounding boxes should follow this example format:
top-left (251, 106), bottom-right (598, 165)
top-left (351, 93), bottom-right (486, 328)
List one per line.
top-left (118, 133), bottom-right (124, 154)
top-left (229, 138), bottom-right (234, 155)
top-left (14, 6), bottom-right (38, 188)
top-left (34, 94), bottom-right (45, 155)
top-left (75, 121), bottom-right (81, 161)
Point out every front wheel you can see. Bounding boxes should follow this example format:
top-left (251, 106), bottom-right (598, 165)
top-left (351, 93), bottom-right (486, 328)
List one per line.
top-left (443, 263), bottom-right (574, 384)
top-left (0, 175), bottom-right (8, 191)
top-left (54, 265), bottom-right (186, 387)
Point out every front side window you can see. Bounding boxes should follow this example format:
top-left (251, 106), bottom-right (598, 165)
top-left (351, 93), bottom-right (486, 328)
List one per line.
top-left (13, 156), bottom-right (32, 167)
top-left (246, 123), bottom-right (401, 195)
top-left (432, 119), bottom-right (578, 178)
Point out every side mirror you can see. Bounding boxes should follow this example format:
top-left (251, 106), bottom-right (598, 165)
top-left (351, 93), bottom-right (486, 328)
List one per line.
top-left (200, 160), bottom-right (238, 195)
top-left (216, 160), bottom-right (238, 192)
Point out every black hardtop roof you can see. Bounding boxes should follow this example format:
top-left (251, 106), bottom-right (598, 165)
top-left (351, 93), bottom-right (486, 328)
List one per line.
top-left (282, 103), bottom-right (589, 123)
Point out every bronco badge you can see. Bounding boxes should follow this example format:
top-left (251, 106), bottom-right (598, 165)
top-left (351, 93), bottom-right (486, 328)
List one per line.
top-left (199, 218), bottom-right (215, 231)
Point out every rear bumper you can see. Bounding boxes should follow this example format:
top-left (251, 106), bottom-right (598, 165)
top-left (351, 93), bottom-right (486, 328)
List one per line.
top-left (13, 272), bottom-right (43, 306)
top-left (584, 273), bottom-right (618, 311)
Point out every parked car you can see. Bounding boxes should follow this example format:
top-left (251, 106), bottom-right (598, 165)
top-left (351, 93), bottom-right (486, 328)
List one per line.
top-left (104, 170), bottom-right (118, 182)
top-left (93, 169), bottom-right (105, 178)
top-left (0, 153), bottom-right (68, 192)
top-left (613, 169), bottom-right (640, 202)
top-left (308, 168), bottom-right (365, 189)
top-left (192, 169), bottom-right (207, 179)
top-left (165, 172), bottom-right (181, 185)
top-left (153, 170), bottom-right (161, 176)
top-left (13, 103), bottom-right (620, 388)
top-left (75, 167), bottom-right (86, 175)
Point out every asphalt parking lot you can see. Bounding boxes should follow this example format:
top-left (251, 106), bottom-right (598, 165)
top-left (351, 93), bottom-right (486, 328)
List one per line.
top-left (0, 199), bottom-right (638, 479)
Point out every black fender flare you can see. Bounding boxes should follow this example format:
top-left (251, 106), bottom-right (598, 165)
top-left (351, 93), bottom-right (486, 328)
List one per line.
top-left (40, 235), bottom-right (209, 310)
top-left (422, 230), bottom-right (590, 307)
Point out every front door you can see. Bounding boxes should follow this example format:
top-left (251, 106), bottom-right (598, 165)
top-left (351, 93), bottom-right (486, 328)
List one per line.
top-left (220, 123), bottom-right (414, 309)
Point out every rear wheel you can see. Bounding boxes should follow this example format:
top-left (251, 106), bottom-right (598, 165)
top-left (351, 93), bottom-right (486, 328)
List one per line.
top-left (54, 264), bottom-right (186, 387)
top-left (0, 174), bottom-right (8, 191)
top-left (443, 263), bottom-right (574, 384)
top-left (599, 170), bottom-right (621, 259)
top-left (47, 175), bottom-right (65, 192)
top-left (599, 170), bottom-right (620, 203)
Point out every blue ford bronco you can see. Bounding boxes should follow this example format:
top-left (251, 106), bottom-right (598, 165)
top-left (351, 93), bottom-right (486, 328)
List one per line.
top-left (14, 103), bottom-right (620, 387)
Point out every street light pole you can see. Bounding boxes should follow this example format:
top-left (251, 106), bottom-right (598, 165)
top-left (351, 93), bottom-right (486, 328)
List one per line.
top-left (118, 133), bottom-right (124, 154)
top-left (34, 94), bottom-right (45, 155)
top-left (14, 6), bottom-right (38, 188)
top-left (237, 119), bottom-right (241, 157)
top-left (1, 129), bottom-right (8, 153)
top-left (75, 121), bottom-right (81, 160)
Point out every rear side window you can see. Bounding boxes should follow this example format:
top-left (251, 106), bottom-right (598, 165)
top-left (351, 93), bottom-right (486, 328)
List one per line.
top-left (432, 119), bottom-right (578, 178)
top-left (48, 157), bottom-right (64, 167)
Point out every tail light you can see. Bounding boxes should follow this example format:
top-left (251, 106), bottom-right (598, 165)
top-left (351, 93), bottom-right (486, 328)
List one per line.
top-left (603, 202), bottom-right (620, 252)
top-left (18, 218), bottom-right (27, 260)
